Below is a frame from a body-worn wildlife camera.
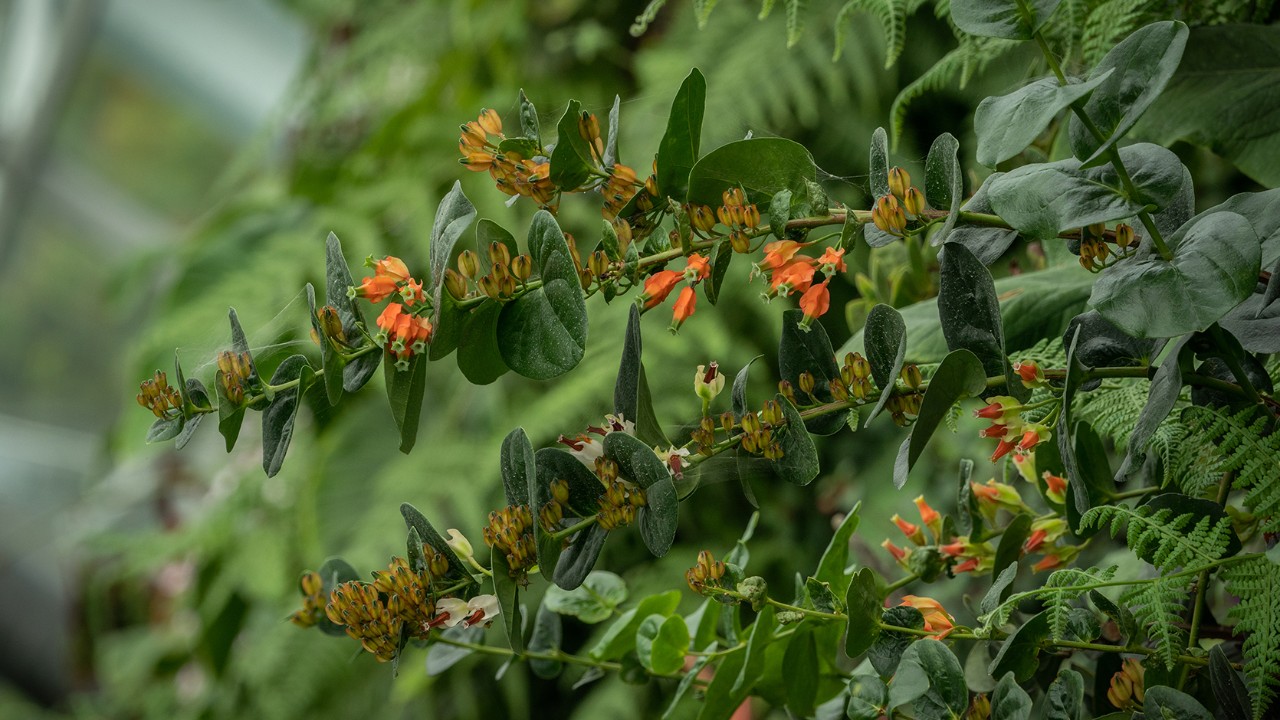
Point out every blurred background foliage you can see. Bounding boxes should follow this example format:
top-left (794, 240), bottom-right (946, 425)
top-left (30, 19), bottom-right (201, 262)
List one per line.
top-left (0, 0), bottom-right (1269, 718)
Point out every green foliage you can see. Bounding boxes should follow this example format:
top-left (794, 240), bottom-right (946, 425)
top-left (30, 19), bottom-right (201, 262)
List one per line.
top-left (1179, 406), bottom-right (1280, 531)
top-left (1080, 501), bottom-right (1232, 570)
top-left (1121, 574), bottom-right (1190, 669)
top-left (1223, 557), bottom-right (1280, 719)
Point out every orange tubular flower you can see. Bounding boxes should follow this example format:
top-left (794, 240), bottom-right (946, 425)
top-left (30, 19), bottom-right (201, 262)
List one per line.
top-left (900, 596), bottom-right (955, 638)
top-left (640, 270), bottom-right (683, 309)
top-left (1042, 472), bottom-right (1068, 504)
top-left (914, 495), bottom-right (941, 536)
top-left (671, 286), bottom-right (697, 331)
top-left (476, 108), bottom-right (502, 136)
top-left (891, 514), bottom-right (926, 545)
top-left (799, 281), bottom-right (831, 323)
top-left (771, 258), bottom-right (817, 296)
top-left (684, 253), bottom-right (711, 281)
top-left (1032, 555), bottom-right (1063, 573)
top-left (759, 240), bottom-right (806, 271)
top-left (881, 539), bottom-right (908, 563)
top-left (816, 247), bottom-right (847, 273)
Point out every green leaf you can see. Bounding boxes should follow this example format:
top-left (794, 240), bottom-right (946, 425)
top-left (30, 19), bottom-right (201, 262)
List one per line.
top-left (1090, 211), bottom-right (1260, 338)
top-left (550, 100), bottom-right (596, 191)
top-left (981, 562), bottom-right (1019, 616)
top-left (948, 173), bottom-right (1020, 265)
top-left (863, 304), bottom-right (907, 426)
top-left (314, 557), bottom-right (360, 637)
top-left (844, 567), bottom-right (882, 657)
top-left (551, 524), bottom-right (608, 590)
top-left (695, 645), bottom-right (748, 720)
top-left (1043, 668), bottom-right (1084, 720)
top-left (664, 651), bottom-right (714, 719)
top-left (589, 590), bottom-right (682, 660)
top-left (1067, 422), bottom-right (1111, 535)
top-left (1088, 590), bottom-right (1137, 646)
top-left (868, 606), bottom-right (924, 676)
top-left (1143, 686), bottom-right (1212, 720)
top-left (426, 626), bottom-right (482, 676)
top-left (784, 625), bottom-right (819, 716)
top-left (846, 673), bottom-right (889, 719)
top-left (324, 234), bottom-right (381, 392)
top-left (384, 351), bottom-right (427, 454)
top-left (815, 500), bottom-right (862, 596)
top-left (938, 242), bottom-right (1014, 387)
top-left (951, 0), bottom-right (1061, 39)
top-left (399, 503), bottom-right (467, 581)
top-left (456, 301), bottom-right (508, 384)
top-left (636, 614), bottom-right (689, 675)
top-left (500, 427), bottom-right (535, 509)
top-left (1057, 327), bottom-right (1093, 517)
top-left (895, 640), bottom-right (967, 718)
top-left (214, 374), bottom-right (244, 452)
top-left (686, 137), bottom-right (816, 207)
top-left (528, 603), bottom-right (563, 679)
top-left (976, 73), bottom-right (1111, 167)
top-left (490, 550), bottom-right (523, 654)
top-left (779, 309), bottom-right (844, 435)
top-left (543, 570), bottom-right (627, 623)
top-left (427, 290), bottom-right (464, 361)
top-left (262, 355), bottom-right (311, 477)
top-left (993, 515), bottom-right (1032, 594)
top-left (773, 394), bottom-right (821, 485)
top-left (1069, 21), bottom-right (1190, 165)
top-left (603, 432), bottom-right (677, 556)
top-left (304, 283), bottom-right (343, 405)
top-left (704, 238), bottom-right (733, 305)
top-left (987, 144), bottom-right (1186, 240)
top-left (784, 0), bottom-right (808, 47)
top-left (602, 95), bottom-right (621, 168)
top-left (146, 415), bottom-right (182, 444)
top-left (497, 210), bottom-right (588, 379)
top-left (990, 672), bottom-right (1033, 720)
top-left (518, 88), bottom-right (539, 141)
top-left (427, 182), bottom-right (477, 332)
top-left (656, 69), bottom-right (706, 202)
top-left (893, 349), bottom-right (987, 489)
top-left (1209, 645), bottom-right (1253, 720)
top-left (924, 133), bottom-right (962, 245)
top-left (614, 304), bottom-right (670, 447)
top-left (174, 378), bottom-right (208, 451)
top-left (496, 136), bottom-right (541, 159)
top-left (1115, 336), bottom-right (1189, 479)
top-left (1063, 311), bottom-right (1159, 387)
top-left (732, 355), bottom-right (763, 418)
top-left (989, 611), bottom-right (1049, 682)
top-left (731, 605), bottom-right (777, 695)
top-left (533, 447), bottom-right (604, 519)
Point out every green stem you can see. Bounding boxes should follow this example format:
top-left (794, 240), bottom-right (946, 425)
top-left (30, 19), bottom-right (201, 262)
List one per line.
top-left (883, 573), bottom-right (919, 595)
top-left (765, 597), bottom-right (844, 622)
top-left (431, 634), bottom-right (624, 672)
top-left (550, 514), bottom-right (599, 541)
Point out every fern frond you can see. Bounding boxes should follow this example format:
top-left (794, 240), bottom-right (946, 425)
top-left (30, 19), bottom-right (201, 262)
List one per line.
top-left (1080, 504), bottom-right (1231, 570)
top-left (1074, 381), bottom-right (1152, 450)
top-left (1157, 420), bottom-right (1223, 498)
top-left (833, 0), bottom-right (907, 67)
top-left (1223, 556), bottom-right (1280, 719)
top-left (693, 0), bottom-right (721, 28)
top-left (1043, 566), bottom-right (1117, 641)
top-left (1079, 0), bottom-right (1163, 65)
top-left (888, 35), bottom-right (1017, 146)
top-left (1121, 575), bottom-right (1190, 669)
top-left (1181, 406), bottom-right (1280, 531)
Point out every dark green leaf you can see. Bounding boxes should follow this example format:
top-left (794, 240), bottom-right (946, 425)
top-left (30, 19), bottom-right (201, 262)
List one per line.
top-left (815, 500), bottom-right (862, 596)
top-left (1066, 421), bottom-right (1110, 534)
top-left (704, 238), bottom-right (733, 305)
top-left (844, 567), bottom-right (882, 657)
top-left (686, 138), bottom-right (816, 207)
top-left (1187, 188), bottom-right (1280, 270)
top-left (1143, 685), bottom-right (1212, 720)
top-left (1057, 327), bottom-right (1093, 517)
top-left (427, 290), bottom-right (464, 361)
top-left (1063, 311), bottom-right (1159, 390)
top-left (400, 502), bottom-right (466, 581)
top-left (863, 304), bottom-right (907, 426)
top-left (779, 309), bottom-right (844, 435)
top-left (656, 69), bottom-right (706, 202)
top-left (732, 355), bottom-right (763, 419)
top-left (773, 394), bottom-right (821, 485)
top-left (146, 415), bottom-right (182, 444)
top-left (518, 88), bottom-right (539, 141)
top-left (663, 651), bottom-right (713, 719)
top-left (993, 515), bottom-right (1031, 592)
top-left (174, 380), bottom-right (207, 451)
top-left (897, 640), bottom-right (967, 719)
top-left (784, 625), bottom-right (819, 717)
top-left (325, 234), bottom-right (380, 393)
top-left (951, 0), bottom-right (1062, 39)
top-left (1088, 590), bottom-right (1137, 645)
top-left (590, 590), bottom-right (681, 660)
top-left (603, 95), bottom-right (621, 168)
top-left (498, 211), bottom-right (588, 379)
top-left (868, 606), bottom-right (924, 676)
top-left (990, 672), bottom-right (1033, 720)
top-left (695, 644), bottom-right (747, 720)
top-left (528, 603), bottom-right (563, 679)
top-left (614, 304), bottom-right (670, 447)
top-left (500, 427), bottom-right (535, 509)
top-left (305, 283), bottom-right (343, 405)
top-left (846, 673), bottom-right (888, 720)
top-left (426, 626), bottom-right (483, 676)
top-left (604, 432), bottom-right (677, 556)
top-left (1043, 668), bottom-right (1084, 720)
top-left (924, 133), bottom-right (963, 245)
top-left (769, 189), bottom-right (792, 240)
top-left (496, 136), bottom-right (541, 159)
top-left (1142, 493), bottom-right (1242, 559)
top-left (1091, 212), bottom-right (1260, 338)
top-left (938, 242), bottom-right (1014, 387)
top-left (1209, 645), bottom-right (1252, 720)
top-left (989, 611), bottom-right (1049, 682)
top-left (731, 605), bottom-right (777, 695)
top-left (215, 373), bottom-right (244, 452)
top-left (636, 614), bottom-right (689, 675)
top-left (427, 182), bottom-right (477, 332)
top-left (893, 349), bottom-right (987, 489)
top-left (384, 351), bottom-right (427, 454)
top-left (1069, 21), bottom-right (1190, 164)
top-left (981, 562), bottom-right (1019, 615)
top-left (490, 550), bottom-right (523, 653)
top-left (544, 570), bottom-right (626, 623)
top-left (456, 301), bottom-right (508, 384)
top-left (551, 524), bottom-right (608, 590)
top-left (315, 557), bottom-right (360, 637)
top-left (549, 100), bottom-right (596, 191)
top-left (1115, 337), bottom-right (1189, 479)
top-left (262, 355), bottom-right (311, 477)
top-left (869, 127), bottom-right (890, 199)
top-left (533, 447), bottom-right (604, 518)
top-left (976, 73), bottom-right (1112, 167)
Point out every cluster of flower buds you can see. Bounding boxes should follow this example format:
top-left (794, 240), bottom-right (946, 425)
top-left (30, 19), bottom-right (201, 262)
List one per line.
top-left (538, 478), bottom-right (570, 532)
top-left (872, 166), bottom-right (928, 237)
top-left (445, 242), bottom-right (535, 303)
top-left (831, 351), bottom-right (874, 402)
top-left (482, 504), bottom-right (537, 577)
top-left (967, 693), bottom-right (991, 720)
top-left (136, 370), bottom-right (183, 418)
top-left (899, 595), bottom-right (955, 639)
top-left (457, 109), bottom-right (558, 207)
top-left (288, 571), bottom-right (327, 628)
top-left (710, 188), bottom-right (762, 253)
top-left (324, 581), bottom-right (405, 662)
top-left (602, 165), bottom-right (641, 219)
top-left (1078, 222), bottom-right (1136, 272)
top-left (594, 456), bottom-right (647, 530)
top-left (739, 399), bottom-right (785, 460)
top-left (685, 549), bottom-right (728, 594)
top-left (637, 252), bottom-right (711, 333)
top-left (973, 396), bottom-right (1051, 462)
top-left (214, 350), bottom-right (254, 406)
top-left (1107, 658), bottom-right (1146, 710)
top-left (310, 304), bottom-right (347, 349)
top-left (371, 556), bottom-right (439, 640)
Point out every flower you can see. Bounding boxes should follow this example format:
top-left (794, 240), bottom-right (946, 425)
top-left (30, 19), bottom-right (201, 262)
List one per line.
top-left (770, 258), bottom-right (817, 296)
top-left (684, 253), bottom-right (710, 282)
top-left (939, 536), bottom-right (995, 574)
top-left (799, 281), bottom-right (831, 323)
top-left (671, 286), bottom-right (697, 331)
top-left (476, 108), bottom-right (502, 136)
top-left (1042, 471), bottom-right (1067, 505)
top-left (435, 594), bottom-right (501, 628)
top-left (1016, 423), bottom-right (1050, 452)
top-left (656, 445), bottom-right (692, 479)
top-left (973, 396), bottom-right (1023, 424)
top-left (758, 240), bottom-right (805, 272)
top-left (1023, 518), bottom-right (1067, 554)
top-left (990, 438), bottom-right (1018, 462)
top-left (881, 539), bottom-right (909, 564)
top-left (353, 256), bottom-right (414, 303)
top-left (892, 514), bottom-right (926, 545)
top-left (970, 479), bottom-right (1031, 517)
top-left (639, 270), bottom-right (682, 309)
top-left (899, 596), bottom-right (954, 638)
top-left (375, 303), bottom-right (434, 369)
top-left (558, 415), bottom-right (635, 469)
top-left (914, 495), bottom-right (941, 539)
top-left (816, 247), bottom-right (847, 274)
top-left (694, 362), bottom-right (725, 403)
top-left (445, 529), bottom-right (474, 560)
top-left (1012, 360), bottom-right (1045, 388)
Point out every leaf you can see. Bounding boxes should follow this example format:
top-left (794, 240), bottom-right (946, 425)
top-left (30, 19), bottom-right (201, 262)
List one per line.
top-left (868, 606), bottom-right (924, 676)
top-left (656, 69), bottom-right (706, 202)
top-left (174, 378), bottom-right (208, 450)
top-left (704, 238), bottom-right (734, 306)
top-left (685, 138), bottom-right (816, 207)
top-left (549, 100), bottom-right (596, 191)
top-left (304, 283), bottom-right (343, 405)
top-left (695, 645), bottom-right (747, 720)
top-left (500, 427), bottom-right (535, 509)
top-left (778, 309), bottom-right (844, 435)
top-left (1043, 668), bottom-right (1084, 720)
top-left (146, 415), bottom-right (182, 444)
top-left (863, 304), bottom-right (907, 426)
top-left (1089, 590), bottom-right (1137, 646)
top-left (427, 182), bottom-right (477, 332)
top-left (1209, 644), bottom-right (1252, 720)
top-left (603, 432), bottom-right (677, 556)
top-left (784, 0), bottom-right (807, 47)
top-left (1057, 327), bottom-right (1094, 517)
top-left (951, 0), bottom-right (1062, 39)
top-left (772, 394), bottom-right (821, 485)
top-left (990, 672), bottom-right (1033, 720)
top-left (783, 625), bottom-right (819, 716)
top-left (490, 550), bottom-right (523, 654)
top-left (400, 503), bottom-right (467, 581)
top-left (844, 567), bottom-right (882, 657)
top-left (664, 652), bottom-right (714, 719)
top-left (989, 611), bottom-right (1049, 683)
top-left (1114, 336), bottom-right (1188, 480)
top-left (1068, 423), bottom-right (1111, 535)
top-left (732, 355), bottom-right (763, 418)
top-left (1090, 211), bottom-right (1260, 338)
top-left (981, 562), bottom-right (1019, 616)
top-left (975, 73), bottom-right (1111, 167)
top-left (924, 133), bottom-right (963, 245)
top-left (1143, 686), bottom-right (1212, 720)
top-left (456, 301), bottom-right (508, 384)
top-left (635, 614), bottom-right (689, 675)
top-left (517, 88), bottom-right (540, 140)
top-left (614, 304), bottom-right (670, 447)
top-left (261, 355), bottom-right (311, 477)
top-left (1063, 311), bottom-right (1159, 390)
top-left (589, 590), bottom-right (681, 660)
top-left (846, 673), bottom-right (888, 720)
top-left (384, 352), bottom-right (427, 454)
top-left (314, 557), bottom-right (360, 636)
top-left (898, 640), bottom-right (968, 718)
top-left (987, 144), bottom-right (1187, 240)
top-left (814, 500), bottom-right (861, 596)
top-left (322, 235), bottom-right (382, 393)
top-left (528, 603), bottom-right (563, 679)
top-left (426, 626), bottom-right (483, 676)
top-left (533, 447), bottom-right (604, 519)
top-left (552, 524), bottom-right (608, 590)
top-left (543, 570), bottom-right (627, 624)
top-left (1180, 188), bottom-right (1280, 277)
top-left (993, 515), bottom-right (1031, 591)
top-left (893, 349), bottom-right (987, 489)
top-left (497, 211), bottom-right (588, 379)
top-left (938, 242), bottom-right (1014, 387)
top-left (731, 605), bottom-right (776, 695)
top-left (1069, 21), bottom-right (1190, 165)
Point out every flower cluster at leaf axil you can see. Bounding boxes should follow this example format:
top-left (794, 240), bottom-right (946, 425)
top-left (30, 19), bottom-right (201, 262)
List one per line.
top-left (752, 237), bottom-right (847, 327)
top-left (135, 370), bottom-right (183, 418)
top-left (349, 255), bottom-right (433, 371)
top-left (443, 242), bottom-right (537, 303)
top-left (871, 166), bottom-right (929, 237)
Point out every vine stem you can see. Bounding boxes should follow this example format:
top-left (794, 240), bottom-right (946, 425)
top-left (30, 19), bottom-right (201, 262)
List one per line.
top-left (431, 634), bottom-right (624, 672)
top-left (883, 572), bottom-right (920, 595)
top-left (1175, 470), bottom-right (1237, 690)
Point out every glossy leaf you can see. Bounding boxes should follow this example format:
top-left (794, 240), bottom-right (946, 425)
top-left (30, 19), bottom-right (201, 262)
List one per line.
top-left (324, 234), bottom-right (379, 392)
top-left (686, 137), bottom-right (816, 207)
top-left (384, 352), bottom-right (427, 453)
top-left (656, 69), bottom-right (706, 202)
top-left (604, 431), bottom-right (677, 556)
top-left (456, 301), bottom-right (508, 385)
top-left (938, 242), bottom-right (1014, 387)
top-left (950, 0), bottom-right (1062, 40)
top-left (1209, 645), bottom-right (1252, 720)
top-left (868, 606), bottom-right (924, 676)
top-left (400, 503), bottom-right (467, 581)
top-left (893, 349), bottom-right (987, 489)
top-left (993, 515), bottom-right (1031, 593)
top-left (989, 611), bottom-right (1049, 682)
top-left (1182, 188), bottom-right (1280, 273)
top-left (704, 238), bottom-right (734, 305)
top-left (1063, 311), bottom-right (1158, 390)
top-left (549, 99), bottom-right (596, 190)
top-left (975, 73), bottom-right (1111, 167)
top-left (863, 304), bottom-right (907, 426)
top-left (779, 309), bottom-right (844, 435)
top-left (894, 640), bottom-right (967, 718)
top-left (814, 500), bottom-right (861, 596)
top-left (551, 524), bottom-right (608, 590)
top-left (1069, 21), bottom-right (1189, 164)
top-left (497, 211), bottom-right (588, 379)
top-left (730, 605), bottom-right (776, 695)
top-left (846, 673), bottom-right (888, 720)
top-left (427, 182), bottom-right (477, 331)
top-left (636, 614), bottom-right (689, 676)
top-left (844, 568), bottom-right (882, 657)
top-left (924, 133), bottom-right (962, 245)
top-left (773, 394), bottom-right (821, 485)
top-left (614, 304), bottom-right (670, 447)
top-left (262, 355), bottom-right (311, 477)
top-left (500, 427), bottom-right (535, 508)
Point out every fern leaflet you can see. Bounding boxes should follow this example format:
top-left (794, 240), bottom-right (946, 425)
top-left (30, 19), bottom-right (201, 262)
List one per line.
top-left (1121, 575), bottom-right (1189, 669)
top-left (1223, 556), bottom-right (1280, 720)
top-left (833, 0), bottom-right (907, 67)
top-left (1181, 406), bottom-right (1280, 532)
top-left (1042, 566), bottom-right (1117, 641)
top-left (1080, 504), bottom-right (1231, 570)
